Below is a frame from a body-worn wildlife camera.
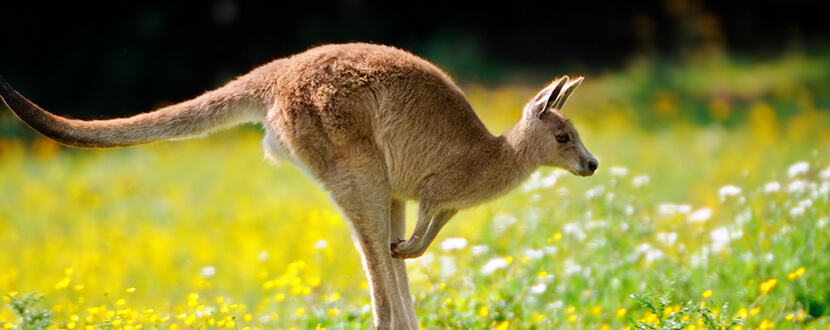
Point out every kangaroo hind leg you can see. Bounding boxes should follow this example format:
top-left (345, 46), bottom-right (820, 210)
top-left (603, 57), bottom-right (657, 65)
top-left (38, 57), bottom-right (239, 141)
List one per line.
top-left (323, 159), bottom-right (416, 329)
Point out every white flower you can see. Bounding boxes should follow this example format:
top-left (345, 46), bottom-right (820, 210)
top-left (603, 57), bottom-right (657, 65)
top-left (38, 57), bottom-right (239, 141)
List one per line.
top-left (709, 227), bottom-right (730, 254)
top-left (788, 161), bottom-right (810, 178)
top-left (563, 259), bottom-right (582, 276)
top-left (585, 185), bottom-right (605, 199)
top-left (719, 185), bottom-right (742, 201)
top-left (636, 243), bottom-right (664, 263)
top-left (524, 249), bottom-right (544, 260)
top-left (440, 256), bottom-right (457, 277)
top-left (529, 283), bottom-right (547, 295)
top-left (471, 245), bottom-right (490, 256)
top-left (540, 171), bottom-right (560, 188)
top-left (632, 175), bottom-right (650, 188)
top-left (687, 208), bottom-right (712, 223)
top-left (655, 232), bottom-right (678, 246)
top-left (481, 257), bottom-right (509, 275)
top-left (764, 181), bottom-right (781, 194)
top-left (610, 166), bottom-right (629, 178)
top-left (440, 237), bottom-right (467, 251)
top-left (657, 203), bottom-right (692, 218)
top-left (820, 166), bottom-right (830, 180)
top-left (789, 205), bottom-right (805, 218)
top-left (258, 251), bottom-right (270, 262)
top-left (200, 266), bottom-right (216, 278)
top-left (788, 180), bottom-right (807, 194)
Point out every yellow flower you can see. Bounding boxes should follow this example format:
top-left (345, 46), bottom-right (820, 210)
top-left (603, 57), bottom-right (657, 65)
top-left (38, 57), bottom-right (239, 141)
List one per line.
top-left (785, 313), bottom-right (794, 321)
top-left (759, 319), bottom-right (774, 329)
top-left (55, 277), bottom-right (71, 290)
top-left (759, 278), bottom-right (777, 294)
top-left (735, 308), bottom-right (747, 318)
top-left (494, 320), bottom-right (509, 330)
top-left (616, 308), bottom-right (627, 318)
top-left (788, 267), bottom-right (806, 281)
top-left (750, 307), bottom-right (761, 316)
top-left (568, 315), bottom-right (578, 323)
top-left (295, 307), bottom-right (305, 316)
top-left (591, 306), bottom-right (602, 317)
top-left (702, 290), bottom-right (712, 298)
top-left (126, 287), bottom-right (136, 293)
top-left (478, 306), bottom-right (489, 318)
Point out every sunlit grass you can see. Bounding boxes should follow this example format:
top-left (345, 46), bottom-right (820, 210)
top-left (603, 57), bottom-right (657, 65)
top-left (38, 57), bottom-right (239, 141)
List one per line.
top-left (1, 52), bottom-right (830, 329)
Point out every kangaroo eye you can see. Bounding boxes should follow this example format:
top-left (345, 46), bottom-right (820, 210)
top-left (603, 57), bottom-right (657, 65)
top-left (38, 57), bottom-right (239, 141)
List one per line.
top-left (556, 134), bottom-right (570, 144)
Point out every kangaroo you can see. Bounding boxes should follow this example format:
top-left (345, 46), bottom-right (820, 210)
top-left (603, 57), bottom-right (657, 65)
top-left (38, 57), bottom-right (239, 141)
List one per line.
top-left (0, 42), bottom-right (597, 329)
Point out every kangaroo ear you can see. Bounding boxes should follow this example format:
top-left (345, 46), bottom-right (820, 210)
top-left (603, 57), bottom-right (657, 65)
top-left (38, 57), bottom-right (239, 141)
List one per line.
top-left (524, 76), bottom-right (569, 119)
top-left (551, 76), bottom-right (584, 111)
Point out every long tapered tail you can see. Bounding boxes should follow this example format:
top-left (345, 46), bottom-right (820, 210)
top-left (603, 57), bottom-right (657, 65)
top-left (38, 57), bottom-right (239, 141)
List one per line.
top-left (0, 74), bottom-right (267, 147)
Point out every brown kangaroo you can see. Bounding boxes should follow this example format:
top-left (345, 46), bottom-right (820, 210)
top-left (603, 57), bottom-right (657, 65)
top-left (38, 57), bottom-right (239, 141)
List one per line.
top-left (0, 42), bottom-right (597, 329)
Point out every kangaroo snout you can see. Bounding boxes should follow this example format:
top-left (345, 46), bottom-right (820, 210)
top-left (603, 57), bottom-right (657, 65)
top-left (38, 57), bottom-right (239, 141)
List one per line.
top-left (586, 157), bottom-right (599, 175)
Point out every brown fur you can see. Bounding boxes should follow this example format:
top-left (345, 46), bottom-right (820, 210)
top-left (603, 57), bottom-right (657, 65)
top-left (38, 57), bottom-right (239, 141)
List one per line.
top-left (0, 43), bottom-right (597, 329)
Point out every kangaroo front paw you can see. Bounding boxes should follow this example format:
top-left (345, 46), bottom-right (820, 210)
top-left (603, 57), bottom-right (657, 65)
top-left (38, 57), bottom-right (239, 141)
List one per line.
top-left (391, 240), bottom-right (422, 259)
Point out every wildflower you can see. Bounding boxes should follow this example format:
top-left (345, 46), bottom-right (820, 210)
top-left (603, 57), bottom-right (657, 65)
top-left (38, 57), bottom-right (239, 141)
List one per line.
top-left (55, 277), bottom-right (71, 290)
top-left (788, 162), bottom-right (810, 178)
top-left (687, 208), bottom-right (712, 223)
top-left (440, 237), bottom-right (467, 251)
top-left (656, 232), bottom-right (678, 246)
top-left (719, 185), bottom-right (742, 202)
top-left (702, 290), bottom-right (713, 298)
top-left (200, 266), bottom-right (217, 278)
top-left (759, 278), bottom-right (777, 294)
top-left (258, 251), bottom-right (270, 262)
top-left (759, 319), bottom-right (774, 329)
top-left (126, 287), bottom-right (136, 293)
top-left (295, 307), bottom-right (305, 316)
top-left (788, 267), bottom-right (806, 281)
top-left (495, 321), bottom-right (510, 330)
top-left (471, 245), bottom-right (490, 255)
top-left (478, 305), bottom-right (489, 318)
top-left (632, 175), bottom-right (650, 188)
top-left (750, 307), bottom-right (761, 316)
top-left (591, 306), bottom-right (602, 317)
top-left (764, 181), bottom-right (780, 194)
top-left (610, 166), bottom-right (628, 178)
top-left (616, 308), bottom-right (627, 318)
top-left (568, 315), bottom-right (578, 323)
top-left (710, 227), bottom-right (736, 254)
top-left (585, 185), bottom-right (605, 199)
top-left (327, 308), bottom-right (339, 317)
top-left (735, 308), bottom-right (747, 318)
top-left (529, 283), bottom-right (547, 295)
top-left (785, 313), bottom-right (795, 321)
top-left (820, 166), bottom-right (830, 180)
top-left (788, 180), bottom-right (807, 194)
top-left (790, 205), bottom-right (805, 218)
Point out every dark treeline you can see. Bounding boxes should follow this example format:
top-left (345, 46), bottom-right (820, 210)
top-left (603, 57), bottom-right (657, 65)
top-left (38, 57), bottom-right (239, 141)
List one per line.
top-left (0, 0), bottom-right (827, 119)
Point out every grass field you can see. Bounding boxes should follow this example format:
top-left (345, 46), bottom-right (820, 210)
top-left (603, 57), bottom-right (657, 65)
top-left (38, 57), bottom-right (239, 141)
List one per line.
top-left (1, 53), bottom-right (829, 329)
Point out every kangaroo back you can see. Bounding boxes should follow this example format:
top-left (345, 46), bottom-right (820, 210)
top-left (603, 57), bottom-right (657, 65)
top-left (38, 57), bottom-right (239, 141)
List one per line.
top-left (0, 73), bottom-right (267, 147)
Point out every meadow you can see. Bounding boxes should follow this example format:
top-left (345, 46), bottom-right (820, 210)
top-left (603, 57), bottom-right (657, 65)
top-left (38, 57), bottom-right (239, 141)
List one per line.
top-left (1, 52), bottom-right (829, 329)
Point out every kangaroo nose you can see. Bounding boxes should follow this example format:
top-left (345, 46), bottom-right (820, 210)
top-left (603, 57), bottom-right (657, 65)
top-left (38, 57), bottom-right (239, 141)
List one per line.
top-left (587, 158), bottom-right (598, 173)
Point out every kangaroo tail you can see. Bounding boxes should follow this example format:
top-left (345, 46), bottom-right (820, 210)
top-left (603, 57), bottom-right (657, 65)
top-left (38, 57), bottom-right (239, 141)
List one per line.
top-left (0, 74), bottom-right (267, 148)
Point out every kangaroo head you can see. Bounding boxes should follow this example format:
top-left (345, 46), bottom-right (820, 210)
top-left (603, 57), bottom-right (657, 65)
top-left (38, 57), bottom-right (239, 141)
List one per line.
top-left (521, 76), bottom-right (598, 176)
